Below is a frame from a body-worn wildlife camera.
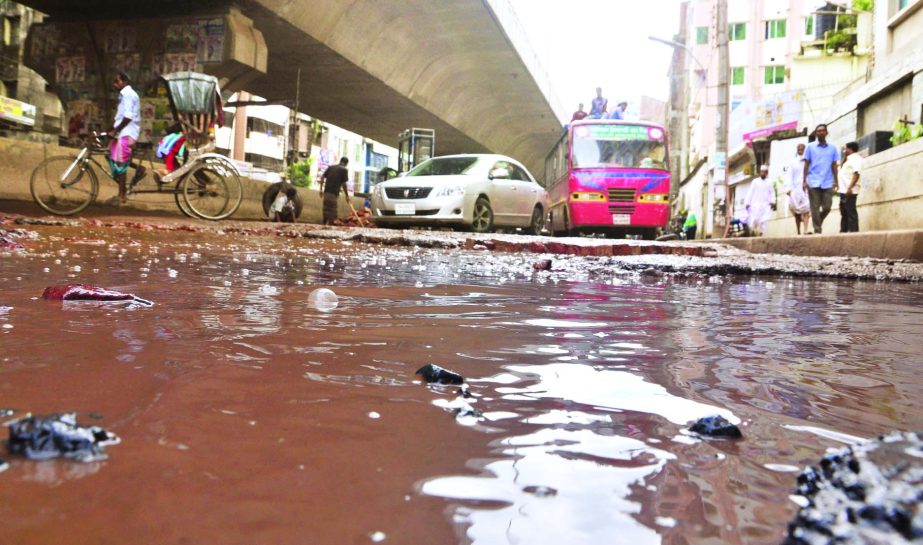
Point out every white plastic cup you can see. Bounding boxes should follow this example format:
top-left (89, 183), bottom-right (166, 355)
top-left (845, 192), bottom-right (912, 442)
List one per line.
top-left (308, 288), bottom-right (338, 312)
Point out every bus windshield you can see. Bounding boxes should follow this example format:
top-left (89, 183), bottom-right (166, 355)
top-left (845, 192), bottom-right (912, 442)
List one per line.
top-left (572, 124), bottom-right (667, 170)
top-left (405, 157), bottom-right (479, 177)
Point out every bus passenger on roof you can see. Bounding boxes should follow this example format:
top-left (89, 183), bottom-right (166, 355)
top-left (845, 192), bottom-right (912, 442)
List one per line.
top-left (589, 88), bottom-right (608, 119)
top-left (609, 101), bottom-right (628, 120)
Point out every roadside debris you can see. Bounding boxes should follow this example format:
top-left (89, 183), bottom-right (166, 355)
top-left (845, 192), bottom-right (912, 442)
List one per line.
top-left (6, 413), bottom-right (119, 463)
top-left (41, 284), bottom-right (153, 306)
top-left (688, 415), bottom-right (743, 438)
top-left (416, 364), bottom-right (464, 385)
top-left (783, 431), bottom-right (923, 545)
top-left (307, 288), bottom-right (339, 311)
top-left (532, 259), bottom-right (553, 271)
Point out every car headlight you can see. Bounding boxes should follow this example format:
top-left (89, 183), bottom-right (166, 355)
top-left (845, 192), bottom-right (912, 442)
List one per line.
top-left (434, 185), bottom-right (465, 197)
top-left (372, 184), bottom-right (382, 198)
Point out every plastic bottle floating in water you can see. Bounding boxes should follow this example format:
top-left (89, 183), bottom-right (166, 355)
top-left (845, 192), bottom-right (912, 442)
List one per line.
top-left (308, 288), bottom-right (338, 312)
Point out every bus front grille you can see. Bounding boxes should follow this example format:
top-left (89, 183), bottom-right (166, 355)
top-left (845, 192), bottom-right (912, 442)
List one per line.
top-left (608, 189), bottom-right (636, 203)
top-left (609, 206), bottom-right (636, 215)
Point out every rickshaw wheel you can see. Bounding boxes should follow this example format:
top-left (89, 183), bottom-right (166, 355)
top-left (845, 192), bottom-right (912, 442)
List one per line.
top-left (180, 159), bottom-right (242, 220)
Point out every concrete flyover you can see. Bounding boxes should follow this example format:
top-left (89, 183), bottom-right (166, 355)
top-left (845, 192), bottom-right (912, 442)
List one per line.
top-left (18, 0), bottom-right (565, 178)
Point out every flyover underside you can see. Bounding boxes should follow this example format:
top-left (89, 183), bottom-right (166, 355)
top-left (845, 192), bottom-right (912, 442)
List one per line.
top-left (238, 2), bottom-right (489, 160)
top-left (18, 0), bottom-right (562, 177)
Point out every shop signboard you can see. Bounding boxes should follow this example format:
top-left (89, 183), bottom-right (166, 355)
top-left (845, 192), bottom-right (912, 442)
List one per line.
top-left (729, 90), bottom-right (804, 148)
top-left (0, 96), bottom-right (37, 127)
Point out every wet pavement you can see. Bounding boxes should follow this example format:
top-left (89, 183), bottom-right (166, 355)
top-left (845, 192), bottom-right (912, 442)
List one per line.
top-left (1, 211), bottom-right (923, 545)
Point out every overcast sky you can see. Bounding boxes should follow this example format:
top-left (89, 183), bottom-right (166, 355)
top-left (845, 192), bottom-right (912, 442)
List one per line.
top-left (507, 0), bottom-right (683, 121)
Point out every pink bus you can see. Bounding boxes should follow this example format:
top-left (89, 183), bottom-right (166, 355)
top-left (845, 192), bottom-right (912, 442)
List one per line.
top-left (545, 120), bottom-right (671, 239)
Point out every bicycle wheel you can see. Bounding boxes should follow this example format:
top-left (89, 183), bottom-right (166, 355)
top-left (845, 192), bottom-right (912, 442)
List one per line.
top-left (30, 156), bottom-right (99, 215)
top-left (181, 159), bottom-right (242, 220)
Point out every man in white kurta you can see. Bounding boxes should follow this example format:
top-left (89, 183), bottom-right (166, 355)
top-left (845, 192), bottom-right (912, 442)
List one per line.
top-left (786, 144), bottom-right (811, 234)
top-left (745, 164), bottom-right (776, 236)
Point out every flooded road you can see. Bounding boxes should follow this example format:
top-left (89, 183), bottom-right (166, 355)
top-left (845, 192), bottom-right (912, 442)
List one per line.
top-left (2, 223), bottom-right (922, 545)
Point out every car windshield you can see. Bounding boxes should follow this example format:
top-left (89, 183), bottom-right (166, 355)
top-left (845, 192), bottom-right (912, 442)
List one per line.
top-left (572, 124), bottom-right (667, 170)
top-left (405, 157), bottom-right (479, 177)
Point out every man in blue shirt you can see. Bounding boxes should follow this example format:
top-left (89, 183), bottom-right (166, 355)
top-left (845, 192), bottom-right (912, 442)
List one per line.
top-left (609, 101), bottom-right (628, 120)
top-left (589, 87), bottom-right (608, 119)
top-left (802, 123), bottom-right (839, 234)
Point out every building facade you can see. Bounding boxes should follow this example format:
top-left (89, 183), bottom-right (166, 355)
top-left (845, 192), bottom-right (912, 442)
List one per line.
top-left (672, 0), bottom-right (878, 237)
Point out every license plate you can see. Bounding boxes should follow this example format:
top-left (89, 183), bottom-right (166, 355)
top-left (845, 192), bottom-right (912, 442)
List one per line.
top-left (612, 214), bottom-right (631, 225)
top-left (395, 203), bottom-right (416, 215)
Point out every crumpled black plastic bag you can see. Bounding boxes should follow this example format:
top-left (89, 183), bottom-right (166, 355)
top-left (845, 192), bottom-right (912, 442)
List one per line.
top-left (7, 413), bottom-right (118, 463)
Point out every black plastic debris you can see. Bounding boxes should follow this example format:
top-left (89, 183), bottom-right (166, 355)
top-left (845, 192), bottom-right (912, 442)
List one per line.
top-left (532, 259), bottom-right (553, 271)
top-left (783, 431), bottom-right (923, 545)
top-left (416, 364), bottom-right (464, 385)
top-left (688, 415), bottom-right (743, 438)
top-left (7, 413), bottom-right (118, 463)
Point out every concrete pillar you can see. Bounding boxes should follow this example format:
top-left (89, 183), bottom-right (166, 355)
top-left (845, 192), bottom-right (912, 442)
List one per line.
top-left (232, 91), bottom-right (248, 162)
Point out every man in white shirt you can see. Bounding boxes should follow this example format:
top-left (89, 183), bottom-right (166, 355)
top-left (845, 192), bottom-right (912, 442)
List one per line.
top-left (745, 165), bottom-right (777, 236)
top-left (108, 71), bottom-right (142, 203)
top-left (837, 141), bottom-right (863, 233)
top-left (786, 143), bottom-right (811, 235)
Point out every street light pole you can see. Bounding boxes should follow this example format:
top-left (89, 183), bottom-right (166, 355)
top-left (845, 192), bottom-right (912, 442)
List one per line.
top-left (648, 36), bottom-right (707, 72)
top-left (715, 0), bottom-right (731, 238)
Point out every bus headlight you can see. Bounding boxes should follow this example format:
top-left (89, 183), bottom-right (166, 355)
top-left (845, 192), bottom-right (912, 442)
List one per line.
top-left (638, 193), bottom-right (669, 203)
top-left (569, 192), bottom-right (606, 202)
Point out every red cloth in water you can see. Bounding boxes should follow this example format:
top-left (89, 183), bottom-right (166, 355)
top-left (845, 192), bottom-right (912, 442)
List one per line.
top-left (42, 285), bottom-right (135, 301)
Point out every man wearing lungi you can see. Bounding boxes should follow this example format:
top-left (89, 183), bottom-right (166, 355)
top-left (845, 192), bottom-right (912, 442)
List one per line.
top-left (319, 157), bottom-right (350, 225)
top-left (108, 71), bottom-right (141, 204)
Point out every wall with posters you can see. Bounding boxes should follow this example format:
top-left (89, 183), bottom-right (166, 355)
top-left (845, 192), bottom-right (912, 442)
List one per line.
top-left (23, 9), bottom-right (265, 144)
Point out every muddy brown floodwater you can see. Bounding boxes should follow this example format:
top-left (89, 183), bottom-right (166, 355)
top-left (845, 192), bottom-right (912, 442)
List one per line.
top-left (1, 223), bottom-right (922, 545)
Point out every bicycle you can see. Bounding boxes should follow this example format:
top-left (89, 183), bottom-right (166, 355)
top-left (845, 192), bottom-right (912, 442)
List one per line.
top-left (30, 71), bottom-right (243, 220)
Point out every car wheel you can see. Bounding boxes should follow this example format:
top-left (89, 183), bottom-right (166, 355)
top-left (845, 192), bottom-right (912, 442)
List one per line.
top-left (528, 206), bottom-right (544, 236)
top-left (471, 197), bottom-right (494, 233)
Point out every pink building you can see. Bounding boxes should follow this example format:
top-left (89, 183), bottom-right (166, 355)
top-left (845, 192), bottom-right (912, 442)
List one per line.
top-left (685, 0), bottom-right (821, 163)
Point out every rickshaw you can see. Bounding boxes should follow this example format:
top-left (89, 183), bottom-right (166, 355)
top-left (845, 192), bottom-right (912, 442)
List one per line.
top-left (30, 71), bottom-right (243, 220)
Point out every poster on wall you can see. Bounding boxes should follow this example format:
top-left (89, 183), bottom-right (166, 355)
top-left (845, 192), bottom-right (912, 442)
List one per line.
top-left (55, 56), bottom-right (86, 84)
top-left (103, 27), bottom-right (136, 53)
top-left (165, 23), bottom-right (199, 52)
top-left (163, 53), bottom-right (198, 74)
top-left (113, 53), bottom-right (141, 79)
top-left (32, 25), bottom-right (62, 59)
top-left (197, 17), bottom-right (225, 63)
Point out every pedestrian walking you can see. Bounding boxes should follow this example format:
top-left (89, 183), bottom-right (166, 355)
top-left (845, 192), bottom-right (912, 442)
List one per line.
top-left (803, 124), bottom-right (839, 234)
top-left (319, 157), bottom-right (350, 226)
top-left (683, 211), bottom-right (697, 240)
top-left (786, 143), bottom-right (811, 235)
top-left (838, 141), bottom-right (863, 233)
top-left (745, 164), bottom-right (776, 236)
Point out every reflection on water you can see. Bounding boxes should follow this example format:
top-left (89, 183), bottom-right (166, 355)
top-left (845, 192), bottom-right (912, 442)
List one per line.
top-left (1, 227), bottom-right (922, 545)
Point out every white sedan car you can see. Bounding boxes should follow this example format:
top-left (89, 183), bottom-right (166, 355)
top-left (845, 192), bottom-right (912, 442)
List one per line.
top-left (369, 154), bottom-right (548, 234)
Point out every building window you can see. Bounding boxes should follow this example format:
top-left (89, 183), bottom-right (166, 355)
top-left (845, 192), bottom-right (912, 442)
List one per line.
top-left (804, 15), bottom-right (814, 36)
top-left (695, 26), bottom-right (708, 44)
top-left (764, 65), bottom-right (785, 85)
top-left (731, 67), bottom-right (745, 85)
top-left (765, 19), bottom-right (787, 39)
top-left (899, 0), bottom-right (910, 8)
top-left (729, 22), bottom-right (747, 41)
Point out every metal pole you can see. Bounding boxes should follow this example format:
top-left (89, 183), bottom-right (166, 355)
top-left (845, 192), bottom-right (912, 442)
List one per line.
top-left (715, 0), bottom-right (730, 238)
